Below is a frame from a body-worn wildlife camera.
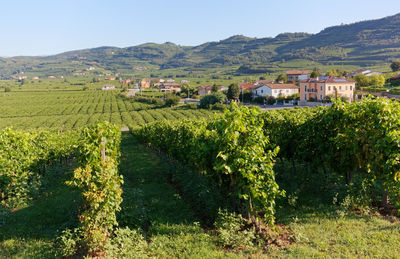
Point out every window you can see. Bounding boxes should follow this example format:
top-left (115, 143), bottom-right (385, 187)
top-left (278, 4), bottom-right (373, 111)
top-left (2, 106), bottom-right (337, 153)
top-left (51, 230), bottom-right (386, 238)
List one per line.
top-left (345, 86), bottom-right (348, 90)
top-left (274, 90), bottom-right (277, 93)
top-left (339, 86), bottom-right (342, 90)
top-left (350, 85), bottom-right (353, 90)
top-left (320, 94), bottom-right (323, 100)
top-left (304, 85), bottom-right (307, 91)
top-left (261, 90), bottom-right (263, 93)
top-left (320, 86), bottom-right (322, 91)
top-left (305, 94), bottom-right (307, 100)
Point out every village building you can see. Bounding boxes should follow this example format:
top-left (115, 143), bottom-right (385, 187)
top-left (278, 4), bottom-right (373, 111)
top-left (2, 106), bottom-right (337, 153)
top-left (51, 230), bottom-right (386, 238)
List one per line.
top-left (252, 83), bottom-right (299, 98)
top-left (349, 69), bottom-right (382, 77)
top-left (105, 77), bottom-right (116, 81)
top-left (160, 83), bottom-right (181, 92)
top-left (102, 85), bottom-right (116, 90)
top-left (286, 70), bottom-right (309, 81)
top-left (120, 79), bottom-right (132, 84)
top-left (198, 85), bottom-right (227, 96)
top-left (239, 82), bottom-right (256, 91)
top-left (141, 78), bottom-right (151, 88)
top-left (299, 76), bottom-right (355, 102)
top-left (254, 80), bottom-right (274, 86)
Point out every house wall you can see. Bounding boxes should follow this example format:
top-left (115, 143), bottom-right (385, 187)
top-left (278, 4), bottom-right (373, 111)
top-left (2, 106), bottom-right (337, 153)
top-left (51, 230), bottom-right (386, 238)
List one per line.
top-left (299, 82), bottom-right (355, 102)
top-left (253, 85), bottom-right (271, 97)
top-left (270, 88), bottom-right (298, 98)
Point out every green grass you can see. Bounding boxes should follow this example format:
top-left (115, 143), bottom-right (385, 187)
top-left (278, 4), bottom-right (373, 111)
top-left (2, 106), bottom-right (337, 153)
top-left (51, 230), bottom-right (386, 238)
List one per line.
top-left (0, 163), bottom-right (80, 258)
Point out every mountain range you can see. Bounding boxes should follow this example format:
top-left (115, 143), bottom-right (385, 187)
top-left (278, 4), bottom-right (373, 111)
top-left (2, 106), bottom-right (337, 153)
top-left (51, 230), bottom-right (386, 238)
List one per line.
top-left (1, 12), bottom-right (400, 77)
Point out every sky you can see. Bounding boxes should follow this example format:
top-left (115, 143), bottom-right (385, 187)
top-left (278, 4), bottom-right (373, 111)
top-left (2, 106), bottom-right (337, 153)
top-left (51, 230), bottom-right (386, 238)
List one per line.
top-left (0, 0), bottom-right (399, 57)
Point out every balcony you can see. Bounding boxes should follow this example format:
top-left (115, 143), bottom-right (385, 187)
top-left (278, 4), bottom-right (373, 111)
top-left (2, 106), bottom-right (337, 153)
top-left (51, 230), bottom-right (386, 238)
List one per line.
top-left (305, 89), bottom-right (317, 93)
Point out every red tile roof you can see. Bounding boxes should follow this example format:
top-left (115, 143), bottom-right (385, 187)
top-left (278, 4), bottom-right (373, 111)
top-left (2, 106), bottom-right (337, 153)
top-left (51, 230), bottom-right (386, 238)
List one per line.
top-left (263, 83), bottom-right (299, 90)
top-left (239, 82), bottom-right (255, 90)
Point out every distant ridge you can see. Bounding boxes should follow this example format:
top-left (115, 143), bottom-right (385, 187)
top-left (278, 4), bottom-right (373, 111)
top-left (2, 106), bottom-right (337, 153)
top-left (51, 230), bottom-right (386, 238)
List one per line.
top-left (1, 12), bottom-right (400, 77)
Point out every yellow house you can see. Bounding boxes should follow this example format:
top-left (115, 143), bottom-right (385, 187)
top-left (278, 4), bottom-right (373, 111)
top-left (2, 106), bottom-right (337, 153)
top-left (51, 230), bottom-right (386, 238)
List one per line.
top-left (299, 76), bottom-right (355, 102)
top-left (141, 78), bottom-right (151, 89)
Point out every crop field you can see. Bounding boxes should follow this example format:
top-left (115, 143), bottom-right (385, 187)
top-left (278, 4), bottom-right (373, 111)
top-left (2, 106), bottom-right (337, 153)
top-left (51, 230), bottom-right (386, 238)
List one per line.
top-left (0, 89), bottom-right (214, 130)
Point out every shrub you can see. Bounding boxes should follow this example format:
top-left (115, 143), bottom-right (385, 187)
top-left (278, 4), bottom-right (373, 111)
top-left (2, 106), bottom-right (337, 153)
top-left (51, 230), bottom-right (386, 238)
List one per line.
top-left (210, 103), bottom-right (227, 111)
top-left (104, 227), bottom-right (147, 258)
top-left (165, 94), bottom-right (180, 107)
top-left (199, 92), bottom-right (226, 109)
top-left (4, 87), bottom-right (11, 92)
top-left (253, 96), bottom-right (265, 104)
top-left (265, 96), bottom-right (276, 105)
top-left (215, 210), bottom-right (255, 248)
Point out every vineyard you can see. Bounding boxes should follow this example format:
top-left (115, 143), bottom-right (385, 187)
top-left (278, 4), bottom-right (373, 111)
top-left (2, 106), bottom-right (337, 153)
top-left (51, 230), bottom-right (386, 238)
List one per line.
top-left (1, 98), bottom-right (400, 257)
top-left (0, 90), bottom-right (214, 130)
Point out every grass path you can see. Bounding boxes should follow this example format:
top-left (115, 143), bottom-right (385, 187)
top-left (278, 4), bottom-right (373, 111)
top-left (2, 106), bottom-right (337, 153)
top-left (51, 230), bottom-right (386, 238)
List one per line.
top-left (117, 132), bottom-right (240, 258)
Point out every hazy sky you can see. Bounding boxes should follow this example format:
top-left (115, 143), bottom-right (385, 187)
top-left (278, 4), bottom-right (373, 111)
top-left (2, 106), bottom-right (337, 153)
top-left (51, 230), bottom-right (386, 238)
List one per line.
top-left (1, 0), bottom-right (399, 56)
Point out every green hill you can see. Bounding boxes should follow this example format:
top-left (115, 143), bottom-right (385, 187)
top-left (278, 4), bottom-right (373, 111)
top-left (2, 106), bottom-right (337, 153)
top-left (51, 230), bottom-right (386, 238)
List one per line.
top-left (1, 13), bottom-right (400, 77)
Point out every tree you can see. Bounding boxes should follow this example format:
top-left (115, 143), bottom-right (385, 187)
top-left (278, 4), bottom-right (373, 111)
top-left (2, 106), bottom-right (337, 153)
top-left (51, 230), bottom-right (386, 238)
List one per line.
top-left (181, 83), bottom-right (196, 98)
top-left (227, 83), bottom-right (240, 101)
top-left (199, 92), bottom-right (226, 109)
top-left (310, 70), bottom-right (319, 78)
top-left (390, 61), bottom-right (400, 72)
top-left (276, 74), bottom-right (288, 83)
top-left (211, 84), bottom-right (219, 93)
top-left (369, 74), bottom-right (385, 88)
top-left (354, 74), bottom-right (371, 87)
top-left (165, 94), bottom-right (180, 107)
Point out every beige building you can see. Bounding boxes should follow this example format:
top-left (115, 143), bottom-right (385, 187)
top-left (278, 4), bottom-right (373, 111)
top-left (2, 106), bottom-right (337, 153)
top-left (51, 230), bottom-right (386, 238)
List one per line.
top-left (141, 78), bottom-right (151, 89)
top-left (198, 85), bottom-right (227, 96)
top-left (299, 76), bottom-right (355, 102)
top-left (286, 70), bottom-right (308, 81)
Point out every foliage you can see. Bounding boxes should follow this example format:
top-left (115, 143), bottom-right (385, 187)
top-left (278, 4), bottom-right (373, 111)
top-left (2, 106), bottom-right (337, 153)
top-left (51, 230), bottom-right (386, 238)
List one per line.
top-left (165, 94), bottom-right (180, 107)
top-left (200, 92), bottom-right (226, 109)
top-left (261, 98), bottom-right (400, 212)
top-left (355, 74), bottom-right (385, 88)
top-left (391, 61), bottom-right (400, 72)
top-left (4, 87), bottom-right (11, 92)
top-left (310, 70), bottom-right (319, 78)
top-left (276, 74), bottom-right (288, 83)
top-left (133, 104), bottom-right (283, 227)
top-left (67, 121), bottom-right (123, 255)
top-left (227, 83), bottom-right (240, 101)
top-left (104, 227), bottom-right (147, 258)
top-left (215, 210), bottom-right (255, 248)
top-left (0, 129), bottom-right (77, 207)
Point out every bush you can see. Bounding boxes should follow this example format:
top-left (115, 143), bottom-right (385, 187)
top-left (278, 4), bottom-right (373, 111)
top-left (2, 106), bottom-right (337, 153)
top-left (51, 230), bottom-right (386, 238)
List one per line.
top-left (4, 87), bottom-right (11, 92)
top-left (56, 228), bottom-right (83, 257)
top-left (253, 96), bottom-right (265, 104)
top-left (104, 227), bottom-right (147, 258)
top-left (265, 96), bottom-right (276, 105)
top-left (210, 103), bottom-right (227, 111)
top-left (199, 92), bottom-right (226, 109)
top-left (165, 94), bottom-right (180, 107)
top-left (215, 210), bottom-right (255, 248)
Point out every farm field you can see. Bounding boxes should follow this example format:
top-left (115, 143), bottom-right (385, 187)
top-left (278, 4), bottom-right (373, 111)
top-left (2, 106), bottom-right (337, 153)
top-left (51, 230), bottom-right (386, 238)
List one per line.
top-left (1, 132), bottom-right (399, 258)
top-left (0, 89), bottom-right (214, 130)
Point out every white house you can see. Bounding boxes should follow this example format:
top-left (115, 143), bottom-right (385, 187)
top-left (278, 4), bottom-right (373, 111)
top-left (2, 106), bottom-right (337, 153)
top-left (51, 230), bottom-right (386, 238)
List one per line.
top-left (252, 83), bottom-right (299, 98)
top-left (102, 85), bottom-right (116, 90)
